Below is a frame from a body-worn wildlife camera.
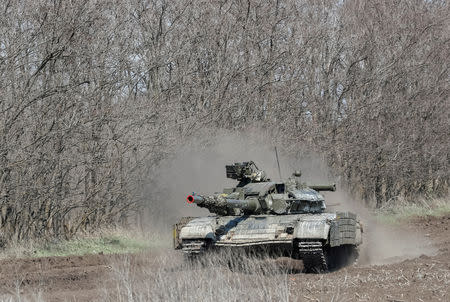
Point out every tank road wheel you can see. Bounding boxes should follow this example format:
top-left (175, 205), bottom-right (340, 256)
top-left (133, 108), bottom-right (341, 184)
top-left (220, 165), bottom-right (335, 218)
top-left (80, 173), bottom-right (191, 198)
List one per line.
top-left (297, 242), bottom-right (328, 273)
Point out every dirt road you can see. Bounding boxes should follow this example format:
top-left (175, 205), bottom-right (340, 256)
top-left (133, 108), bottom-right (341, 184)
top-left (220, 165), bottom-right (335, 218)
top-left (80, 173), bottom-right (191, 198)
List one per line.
top-left (0, 215), bottom-right (449, 301)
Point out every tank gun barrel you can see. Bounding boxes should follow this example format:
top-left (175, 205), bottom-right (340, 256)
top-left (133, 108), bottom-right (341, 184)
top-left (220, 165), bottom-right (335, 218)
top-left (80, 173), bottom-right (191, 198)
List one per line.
top-left (308, 184), bottom-right (336, 192)
top-left (186, 194), bottom-right (204, 204)
top-left (186, 193), bottom-right (260, 213)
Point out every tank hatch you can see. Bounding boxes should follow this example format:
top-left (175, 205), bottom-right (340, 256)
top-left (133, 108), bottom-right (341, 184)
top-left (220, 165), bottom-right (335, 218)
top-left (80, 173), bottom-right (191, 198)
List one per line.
top-left (242, 182), bottom-right (276, 196)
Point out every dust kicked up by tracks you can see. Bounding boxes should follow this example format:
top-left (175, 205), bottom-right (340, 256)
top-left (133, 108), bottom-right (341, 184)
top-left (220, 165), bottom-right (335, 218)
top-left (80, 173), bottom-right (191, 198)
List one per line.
top-left (0, 216), bottom-right (449, 302)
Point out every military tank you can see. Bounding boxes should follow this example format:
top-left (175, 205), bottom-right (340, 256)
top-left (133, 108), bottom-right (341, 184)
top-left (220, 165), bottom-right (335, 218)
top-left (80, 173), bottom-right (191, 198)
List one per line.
top-left (173, 161), bottom-right (362, 273)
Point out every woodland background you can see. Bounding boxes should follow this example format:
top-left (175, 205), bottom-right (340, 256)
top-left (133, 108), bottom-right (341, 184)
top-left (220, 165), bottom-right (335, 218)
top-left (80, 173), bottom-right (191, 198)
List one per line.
top-left (0, 0), bottom-right (448, 240)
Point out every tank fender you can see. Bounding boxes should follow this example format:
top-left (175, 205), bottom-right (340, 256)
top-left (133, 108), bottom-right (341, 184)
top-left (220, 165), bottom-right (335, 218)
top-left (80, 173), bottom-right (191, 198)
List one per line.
top-left (179, 217), bottom-right (216, 240)
top-left (294, 220), bottom-right (330, 240)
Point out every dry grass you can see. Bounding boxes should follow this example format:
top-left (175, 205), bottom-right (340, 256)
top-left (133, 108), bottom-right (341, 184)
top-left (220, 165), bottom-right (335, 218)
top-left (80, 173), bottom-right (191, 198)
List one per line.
top-left (1, 247), bottom-right (449, 302)
top-left (0, 251), bottom-right (293, 302)
top-left (105, 251), bottom-right (291, 302)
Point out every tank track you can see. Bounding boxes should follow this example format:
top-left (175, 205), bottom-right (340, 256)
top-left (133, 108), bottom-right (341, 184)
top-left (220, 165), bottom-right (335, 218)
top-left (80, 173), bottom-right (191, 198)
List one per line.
top-left (297, 241), bottom-right (328, 273)
top-left (182, 240), bottom-right (208, 254)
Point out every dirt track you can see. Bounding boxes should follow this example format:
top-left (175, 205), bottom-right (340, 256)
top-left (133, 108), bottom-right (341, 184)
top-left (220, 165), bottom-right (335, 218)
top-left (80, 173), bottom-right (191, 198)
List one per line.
top-left (0, 216), bottom-right (449, 302)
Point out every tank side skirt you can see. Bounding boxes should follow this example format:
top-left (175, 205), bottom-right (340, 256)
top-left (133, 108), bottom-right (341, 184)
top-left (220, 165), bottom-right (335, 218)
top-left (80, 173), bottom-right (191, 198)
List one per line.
top-left (214, 239), bottom-right (292, 247)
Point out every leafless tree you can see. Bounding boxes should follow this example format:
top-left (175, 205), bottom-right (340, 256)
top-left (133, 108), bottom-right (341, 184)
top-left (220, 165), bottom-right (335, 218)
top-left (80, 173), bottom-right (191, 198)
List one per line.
top-left (0, 0), bottom-right (448, 241)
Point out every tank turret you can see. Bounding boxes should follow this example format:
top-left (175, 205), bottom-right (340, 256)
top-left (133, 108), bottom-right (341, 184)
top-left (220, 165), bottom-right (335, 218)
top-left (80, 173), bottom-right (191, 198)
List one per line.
top-left (186, 162), bottom-right (335, 216)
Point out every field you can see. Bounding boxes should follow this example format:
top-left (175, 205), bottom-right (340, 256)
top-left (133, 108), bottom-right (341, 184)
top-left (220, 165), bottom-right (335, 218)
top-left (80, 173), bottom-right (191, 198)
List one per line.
top-left (0, 214), bottom-right (448, 302)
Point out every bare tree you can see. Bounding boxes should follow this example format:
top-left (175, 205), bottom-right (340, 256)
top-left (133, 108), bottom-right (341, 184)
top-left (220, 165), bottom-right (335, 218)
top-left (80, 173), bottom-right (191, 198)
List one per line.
top-left (0, 0), bottom-right (448, 241)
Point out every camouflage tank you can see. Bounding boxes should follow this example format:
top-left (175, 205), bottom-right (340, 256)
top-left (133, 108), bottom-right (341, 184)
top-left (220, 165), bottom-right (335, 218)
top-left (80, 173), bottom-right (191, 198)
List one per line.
top-left (173, 161), bottom-right (363, 273)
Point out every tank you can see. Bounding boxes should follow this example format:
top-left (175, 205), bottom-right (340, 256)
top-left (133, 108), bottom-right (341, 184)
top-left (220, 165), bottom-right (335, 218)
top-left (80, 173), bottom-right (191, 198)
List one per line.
top-left (173, 161), bottom-right (363, 273)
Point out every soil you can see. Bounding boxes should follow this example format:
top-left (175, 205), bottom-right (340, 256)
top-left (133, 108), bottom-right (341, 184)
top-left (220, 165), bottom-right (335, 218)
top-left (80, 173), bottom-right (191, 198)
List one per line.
top-left (0, 215), bottom-right (449, 302)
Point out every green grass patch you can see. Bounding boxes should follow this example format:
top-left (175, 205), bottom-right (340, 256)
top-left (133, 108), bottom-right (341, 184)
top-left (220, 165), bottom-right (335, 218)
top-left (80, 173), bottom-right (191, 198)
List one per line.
top-left (0, 229), bottom-right (172, 260)
top-left (32, 234), bottom-right (158, 258)
top-left (376, 197), bottom-right (450, 225)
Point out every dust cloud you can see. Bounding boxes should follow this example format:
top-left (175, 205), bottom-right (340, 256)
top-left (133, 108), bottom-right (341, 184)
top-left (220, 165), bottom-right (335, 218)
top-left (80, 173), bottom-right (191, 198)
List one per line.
top-left (143, 130), bottom-right (299, 223)
top-left (325, 190), bottom-right (437, 265)
top-left (143, 129), bottom-right (436, 264)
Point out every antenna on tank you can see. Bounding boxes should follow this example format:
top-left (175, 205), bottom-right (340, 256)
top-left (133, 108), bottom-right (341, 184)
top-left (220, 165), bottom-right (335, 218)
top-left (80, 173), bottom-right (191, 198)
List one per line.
top-left (274, 146), bottom-right (282, 180)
